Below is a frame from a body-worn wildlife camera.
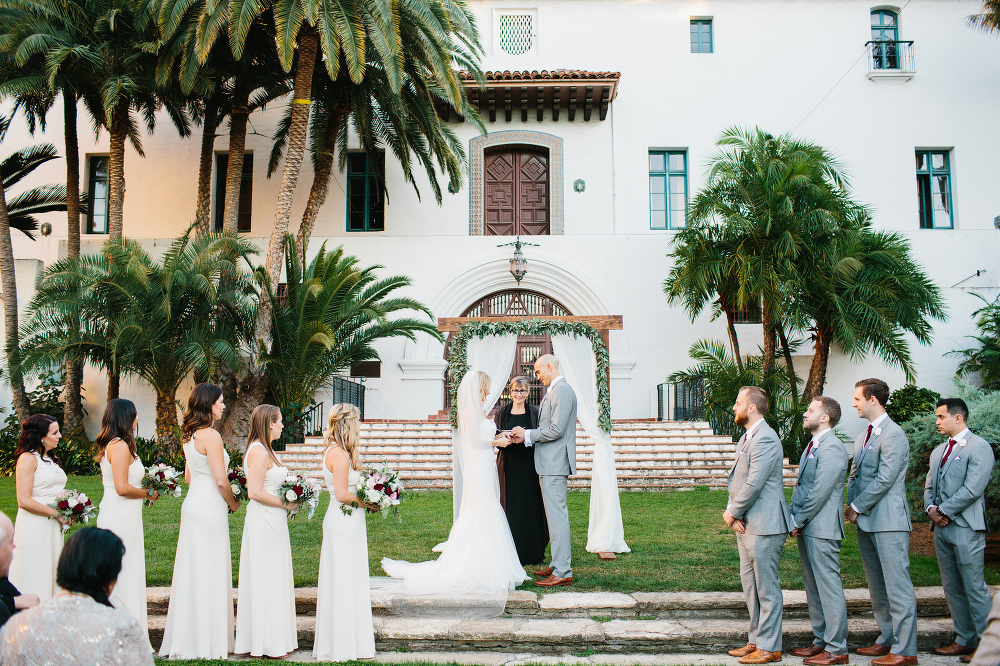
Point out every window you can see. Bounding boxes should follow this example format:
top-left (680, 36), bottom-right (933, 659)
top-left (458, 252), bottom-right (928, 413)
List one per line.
top-left (214, 153), bottom-right (253, 232)
top-left (347, 153), bottom-right (384, 232)
top-left (691, 19), bottom-right (713, 53)
top-left (484, 147), bottom-right (549, 236)
top-left (649, 150), bottom-right (687, 230)
top-left (495, 10), bottom-right (537, 57)
top-left (871, 10), bottom-right (899, 69)
top-left (87, 156), bottom-right (110, 234)
top-left (916, 150), bottom-right (953, 229)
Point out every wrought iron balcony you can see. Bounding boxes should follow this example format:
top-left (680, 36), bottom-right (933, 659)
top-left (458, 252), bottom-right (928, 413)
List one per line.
top-left (866, 40), bottom-right (915, 80)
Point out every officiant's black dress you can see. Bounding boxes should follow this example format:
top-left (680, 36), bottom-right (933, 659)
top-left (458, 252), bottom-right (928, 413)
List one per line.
top-left (496, 402), bottom-right (549, 565)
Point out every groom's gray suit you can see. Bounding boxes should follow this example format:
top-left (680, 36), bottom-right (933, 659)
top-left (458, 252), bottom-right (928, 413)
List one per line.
top-left (526, 377), bottom-right (577, 578)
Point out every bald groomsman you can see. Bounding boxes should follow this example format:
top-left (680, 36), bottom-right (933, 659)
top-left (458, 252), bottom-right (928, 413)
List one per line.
top-left (925, 398), bottom-right (995, 662)
top-left (725, 386), bottom-right (791, 665)
top-left (846, 378), bottom-right (918, 666)
top-left (790, 397), bottom-right (850, 665)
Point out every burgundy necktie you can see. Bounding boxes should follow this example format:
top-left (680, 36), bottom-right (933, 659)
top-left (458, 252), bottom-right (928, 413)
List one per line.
top-left (803, 440), bottom-right (815, 460)
top-left (941, 438), bottom-right (957, 466)
top-left (863, 424), bottom-right (873, 446)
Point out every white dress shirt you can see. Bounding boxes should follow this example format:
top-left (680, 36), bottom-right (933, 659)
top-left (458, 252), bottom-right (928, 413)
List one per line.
top-left (523, 376), bottom-right (564, 447)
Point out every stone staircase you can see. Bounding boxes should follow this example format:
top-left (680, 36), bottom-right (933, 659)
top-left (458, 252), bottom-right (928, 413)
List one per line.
top-left (280, 420), bottom-right (799, 490)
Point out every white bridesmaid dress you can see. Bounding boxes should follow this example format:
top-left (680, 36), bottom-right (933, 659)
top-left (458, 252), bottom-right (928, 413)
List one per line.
top-left (96, 448), bottom-right (151, 649)
top-left (234, 442), bottom-right (297, 658)
top-left (9, 452), bottom-right (67, 599)
top-left (159, 439), bottom-right (234, 659)
top-left (313, 454), bottom-right (375, 661)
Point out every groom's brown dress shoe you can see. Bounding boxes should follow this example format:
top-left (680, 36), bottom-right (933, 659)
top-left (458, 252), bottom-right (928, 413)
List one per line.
top-left (729, 644), bottom-right (757, 657)
top-left (791, 646), bottom-right (825, 658)
top-left (934, 643), bottom-right (976, 657)
top-left (871, 654), bottom-right (917, 666)
top-left (534, 567), bottom-right (554, 577)
top-left (803, 652), bottom-right (848, 665)
top-left (738, 649), bottom-right (781, 664)
top-left (857, 644), bottom-right (891, 657)
top-left (534, 574), bottom-right (572, 587)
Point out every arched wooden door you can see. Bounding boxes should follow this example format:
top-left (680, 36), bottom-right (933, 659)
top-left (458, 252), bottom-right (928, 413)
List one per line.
top-left (444, 290), bottom-right (572, 408)
top-left (484, 146), bottom-right (550, 236)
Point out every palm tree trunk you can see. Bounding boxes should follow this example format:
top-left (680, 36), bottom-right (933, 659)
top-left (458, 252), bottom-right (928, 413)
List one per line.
top-left (108, 370), bottom-right (120, 400)
top-left (761, 303), bottom-right (776, 373)
top-left (0, 186), bottom-right (30, 422)
top-left (222, 82), bottom-right (250, 232)
top-left (296, 120), bottom-right (339, 251)
top-left (63, 91), bottom-right (85, 440)
top-left (107, 104), bottom-right (128, 240)
top-left (195, 96), bottom-right (219, 235)
top-left (155, 389), bottom-right (181, 455)
top-left (719, 292), bottom-right (743, 374)
top-left (218, 371), bottom-right (268, 452)
top-left (803, 327), bottom-right (832, 402)
top-left (775, 322), bottom-right (799, 412)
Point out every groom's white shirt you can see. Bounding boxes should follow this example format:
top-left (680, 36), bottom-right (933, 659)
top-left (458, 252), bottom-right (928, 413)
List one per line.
top-left (523, 376), bottom-right (564, 447)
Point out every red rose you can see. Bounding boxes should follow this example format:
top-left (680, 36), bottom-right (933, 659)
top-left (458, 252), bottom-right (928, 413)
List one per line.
top-left (156, 471), bottom-right (164, 480)
top-left (85, 499), bottom-right (92, 506)
top-left (292, 485), bottom-right (303, 495)
top-left (58, 500), bottom-right (69, 509)
top-left (72, 504), bottom-right (84, 514)
top-left (373, 483), bottom-right (383, 492)
top-left (228, 472), bottom-right (236, 480)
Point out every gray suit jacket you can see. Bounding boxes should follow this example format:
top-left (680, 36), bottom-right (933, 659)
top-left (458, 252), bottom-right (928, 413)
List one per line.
top-left (923, 430), bottom-right (994, 531)
top-left (527, 379), bottom-right (578, 476)
top-left (790, 429), bottom-right (848, 540)
top-left (846, 416), bottom-right (912, 532)
top-left (728, 420), bottom-right (791, 536)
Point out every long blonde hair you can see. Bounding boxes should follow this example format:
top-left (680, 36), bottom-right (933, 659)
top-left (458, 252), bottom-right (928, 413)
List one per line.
top-left (246, 404), bottom-right (282, 467)
top-left (324, 404), bottom-right (362, 470)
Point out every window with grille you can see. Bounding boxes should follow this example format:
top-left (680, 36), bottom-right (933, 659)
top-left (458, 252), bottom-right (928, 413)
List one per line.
top-left (649, 150), bottom-right (688, 229)
top-left (87, 156), bottom-right (110, 234)
top-left (347, 152), bottom-right (385, 232)
top-left (916, 150), bottom-right (953, 229)
top-left (690, 19), bottom-right (713, 53)
top-left (495, 10), bottom-right (537, 57)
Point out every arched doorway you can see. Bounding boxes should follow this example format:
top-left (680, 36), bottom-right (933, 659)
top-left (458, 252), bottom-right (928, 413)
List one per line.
top-left (444, 289), bottom-right (572, 408)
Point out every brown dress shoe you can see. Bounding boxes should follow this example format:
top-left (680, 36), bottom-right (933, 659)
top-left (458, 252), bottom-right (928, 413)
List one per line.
top-left (960, 654), bottom-right (973, 663)
top-left (729, 643), bottom-right (757, 657)
top-left (857, 644), bottom-right (892, 657)
top-left (803, 652), bottom-right (849, 665)
top-left (871, 654), bottom-right (918, 666)
top-left (791, 645), bottom-right (825, 658)
top-left (934, 643), bottom-right (976, 657)
top-left (739, 649), bottom-right (782, 664)
top-left (533, 566), bottom-right (554, 577)
top-left (534, 574), bottom-right (572, 587)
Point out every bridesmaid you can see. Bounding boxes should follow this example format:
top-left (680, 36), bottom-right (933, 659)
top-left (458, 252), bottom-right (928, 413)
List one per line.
top-left (496, 376), bottom-right (549, 565)
top-left (10, 414), bottom-right (68, 599)
top-left (95, 398), bottom-right (156, 649)
top-left (235, 404), bottom-right (298, 658)
top-left (159, 384), bottom-right (240, 660)
top-left (313, 403), bottom-right (376, 661)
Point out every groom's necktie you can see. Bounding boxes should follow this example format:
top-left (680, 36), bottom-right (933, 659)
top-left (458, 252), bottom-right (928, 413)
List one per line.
top-left (941, 438), bottom-right (958, 466)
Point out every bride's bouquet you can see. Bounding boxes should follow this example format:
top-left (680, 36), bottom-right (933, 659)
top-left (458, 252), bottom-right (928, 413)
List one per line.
top-left (141, 463), bottom-right (183, 506)
top-left (277, 473), bottom-right (320, 520)
top-left (345, 465), bottom-right (402, 519)
top-left (227, 467), bottom-right (248, 503)
top-left (47, 489), bottom-right (97, 533)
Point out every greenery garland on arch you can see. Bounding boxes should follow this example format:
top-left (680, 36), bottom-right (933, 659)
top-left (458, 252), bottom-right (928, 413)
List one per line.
top-left (447, 318), bottom-right (612, 431)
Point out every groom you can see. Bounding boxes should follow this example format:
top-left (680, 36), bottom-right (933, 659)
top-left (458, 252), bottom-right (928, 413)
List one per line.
top-left (510, 354), bottom-right (577, 587)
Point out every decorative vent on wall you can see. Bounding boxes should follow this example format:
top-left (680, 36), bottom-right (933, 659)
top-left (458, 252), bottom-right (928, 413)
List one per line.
top-left (498, 13), bottom-right (534, 55)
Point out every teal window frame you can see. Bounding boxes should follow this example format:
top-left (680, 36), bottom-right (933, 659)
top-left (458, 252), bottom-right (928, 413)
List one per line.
top-left (916, 150), bottom-right (954, 229)
top-left (690, 19), bottom-right (713, 53)
top-left (346, 152), bottom-right (385, 232)
top-left (648, 150), bottom-right (688, 230)
top-left (214, 153), bottom-right (253, 232)
top-left (86, 155), bottom-right (110, 234)
top-left (870, 10), bottom-right (899, 69)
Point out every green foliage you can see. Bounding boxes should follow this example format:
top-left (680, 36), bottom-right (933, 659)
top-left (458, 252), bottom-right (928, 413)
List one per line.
top-left (903, 382), bottom-right (1000, 528)
top-left (886, 385), bottom-right (941, 425)
top-left (446, 319), bottom-right (612, 431)
top-left (950, 293), bottom-right (1000, 390)
top-left (0, 117), bottom-right (69, 238)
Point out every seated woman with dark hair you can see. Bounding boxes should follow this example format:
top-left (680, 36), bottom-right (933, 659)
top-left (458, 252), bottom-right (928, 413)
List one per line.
top-left (0, 527), bottom-right (154, 666)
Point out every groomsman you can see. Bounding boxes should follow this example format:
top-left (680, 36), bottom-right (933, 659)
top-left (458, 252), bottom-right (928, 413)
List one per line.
top-left (846, 378), bottom-right (918, 666)
top-left (925, 398), bottom-right (995, 661)
top-left (725, 386), bottom-right (791, 665)
top-left (790, 397), bottom-right (849, 665)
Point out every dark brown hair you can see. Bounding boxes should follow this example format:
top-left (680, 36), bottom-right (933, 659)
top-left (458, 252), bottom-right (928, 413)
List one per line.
top-left (94, 398), bottom-right (138, 462)
top-left (15, 414), bottom-right (60, 467)
top-left (57, 527), bottom-right (124, 608)
top-left (813, 396), bottom-right (842, 427)
top-left (740, 386), bottom-right (768, 414)
top-left (182, 383), bottom-right (223, 441)
top-left (855, 378), bottom-right (890, 407)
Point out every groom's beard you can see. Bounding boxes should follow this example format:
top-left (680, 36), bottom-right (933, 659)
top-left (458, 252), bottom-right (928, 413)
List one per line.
top-left (734, 409), bottom-right (749, 427)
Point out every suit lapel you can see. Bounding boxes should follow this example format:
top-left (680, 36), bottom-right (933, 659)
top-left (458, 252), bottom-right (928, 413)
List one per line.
top-left (940, 438), bottom-right (963, 478)
top-left (857, 423), bottom-right (883, 466)
top-left (797, 431), bottom-right (824, 481)
top-left (731, 428), bottom-right (754, 473)
top-left (931, 446), bottom-right (944, 503)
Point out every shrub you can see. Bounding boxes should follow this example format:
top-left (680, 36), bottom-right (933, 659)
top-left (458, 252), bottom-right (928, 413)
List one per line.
top-left (886, 385), bottom-right (940, 424)
top-left (950, 293), bottom-right (1000, 390)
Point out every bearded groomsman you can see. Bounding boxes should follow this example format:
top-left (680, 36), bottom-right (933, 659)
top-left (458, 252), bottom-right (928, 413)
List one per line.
top-left (725, 386), bottom-right (791, 665)
top-left (925, 398), bottom-right (995, 662)
top-left (846, 378), bottom-right (918, 666)
top-left (789, 397), bottom-right (850, 665)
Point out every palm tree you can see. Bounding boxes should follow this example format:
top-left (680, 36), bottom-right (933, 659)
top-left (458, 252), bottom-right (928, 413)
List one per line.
top-left (968, 0), bottom-right (1000, 31)
top-left (0, 114), bottom-right (69, 422)
top-left (18, 230), bottom-right (258, 453)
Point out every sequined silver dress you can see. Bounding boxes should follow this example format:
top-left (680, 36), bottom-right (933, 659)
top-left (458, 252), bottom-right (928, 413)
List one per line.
top-left (0, 594), bottom-right (154, 665)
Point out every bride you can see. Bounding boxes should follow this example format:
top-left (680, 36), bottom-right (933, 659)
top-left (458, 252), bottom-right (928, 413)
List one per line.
top-left (381, 371), bottom-right (528, 614)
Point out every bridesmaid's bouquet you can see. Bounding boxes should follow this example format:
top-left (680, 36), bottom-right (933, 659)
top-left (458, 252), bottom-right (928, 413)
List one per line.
top-left (347, 465), bottom-right (403, 519)
top-left (278, 473), bottom-right (320, 520)
top-left (47, 490), bottom-right (97, 533)
top-left (141, 464), bottom-right (183, 506)
top-left (227, 467), bottom-right (248, 503)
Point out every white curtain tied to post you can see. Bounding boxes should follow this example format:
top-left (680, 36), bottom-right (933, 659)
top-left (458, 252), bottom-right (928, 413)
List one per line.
top-left (451, 334), bottom-right (517, 520)
top-left (551, 333), bottom-right (630, 554)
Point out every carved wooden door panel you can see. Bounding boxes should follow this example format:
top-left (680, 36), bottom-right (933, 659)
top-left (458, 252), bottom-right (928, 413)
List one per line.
top-left (485, 148), bottom-right (549, 236)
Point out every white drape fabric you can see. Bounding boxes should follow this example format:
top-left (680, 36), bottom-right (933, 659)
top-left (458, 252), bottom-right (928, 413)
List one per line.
top-left (451, 334), bottom-right (517, 520)
top-left (551, 333), bottom-right (630, 553)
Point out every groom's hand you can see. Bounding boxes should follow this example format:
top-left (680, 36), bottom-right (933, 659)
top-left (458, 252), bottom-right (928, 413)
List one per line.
top-left (510, 426), bottom-right (525, 443)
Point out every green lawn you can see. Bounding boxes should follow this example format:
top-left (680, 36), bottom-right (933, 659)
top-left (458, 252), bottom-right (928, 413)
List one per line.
top-left (2, 477), bottom-right (995, 592)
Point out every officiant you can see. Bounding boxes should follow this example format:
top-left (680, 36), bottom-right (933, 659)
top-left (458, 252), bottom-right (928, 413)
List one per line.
top-left (495, 376), bottom-right (550, 565)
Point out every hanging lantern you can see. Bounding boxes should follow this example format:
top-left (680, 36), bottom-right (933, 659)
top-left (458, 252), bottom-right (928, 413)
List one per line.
top-left (498, 236), bottom-right (539, 285)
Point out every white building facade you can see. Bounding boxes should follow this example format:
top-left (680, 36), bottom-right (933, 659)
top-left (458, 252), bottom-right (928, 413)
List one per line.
top-left (3, 0), bottom-right (999, 438)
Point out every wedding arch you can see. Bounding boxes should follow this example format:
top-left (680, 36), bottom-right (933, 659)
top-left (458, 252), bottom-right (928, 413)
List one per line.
top-left (440, 316), bottom-right (629, 555)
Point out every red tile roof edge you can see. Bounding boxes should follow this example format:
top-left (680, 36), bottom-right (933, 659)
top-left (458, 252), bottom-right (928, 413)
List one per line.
top-left (458, 69), bottom-right (621, 81)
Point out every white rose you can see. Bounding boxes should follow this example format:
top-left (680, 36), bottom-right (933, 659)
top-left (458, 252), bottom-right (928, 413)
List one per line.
top-left (285, 489), bottom-right (298, 502)
top-left (285, 474), bottom-right (298, 483)
top-left (67, 497), bottom-right (78, 508)
top-left (78, 494), bottom-right (88, 503)
top-left (231, 484), bottom-right (241, 495)
top-left (172, 487), bottom-right (182, 498)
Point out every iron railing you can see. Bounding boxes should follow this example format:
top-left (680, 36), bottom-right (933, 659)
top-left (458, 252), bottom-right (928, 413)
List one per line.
top-left (657, 377), bottom-right (706, 421)
top-left (331, 375), bottom-right (365, 420)
top-left (275, 401), bottom-right (324, 451)
top-left (866, 40), bottom-right (915, 72)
